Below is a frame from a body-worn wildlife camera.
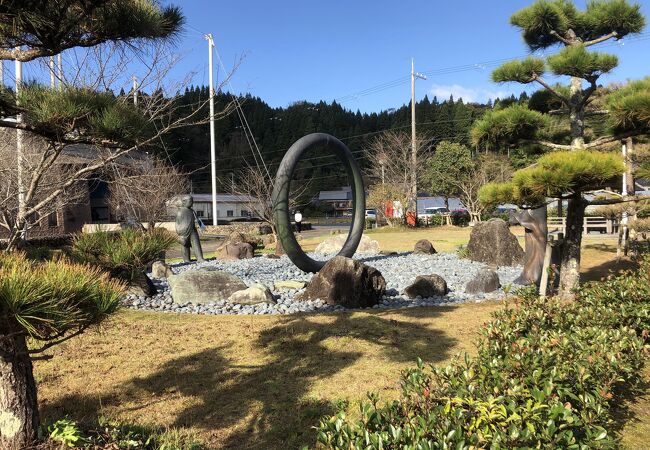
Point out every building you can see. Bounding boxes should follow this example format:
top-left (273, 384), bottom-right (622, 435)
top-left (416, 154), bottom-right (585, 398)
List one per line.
top-left (173, 194), bottom-right (263, 223)
top-left (318, 187), bottom-right (353, 216)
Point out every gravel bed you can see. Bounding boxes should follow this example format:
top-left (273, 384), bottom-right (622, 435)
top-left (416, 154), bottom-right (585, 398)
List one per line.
top-left (122, 252), bottom-right (524, 315)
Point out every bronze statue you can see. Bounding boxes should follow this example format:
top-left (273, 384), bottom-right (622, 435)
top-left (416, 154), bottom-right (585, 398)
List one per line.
top-left (175, 195), bottom-right (205, 263)
top-left (510, 206), bottom-right (547, 286)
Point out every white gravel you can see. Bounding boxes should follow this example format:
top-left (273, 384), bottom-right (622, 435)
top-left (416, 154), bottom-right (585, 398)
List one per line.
top-left (122, 252), bottom-right (524, 315)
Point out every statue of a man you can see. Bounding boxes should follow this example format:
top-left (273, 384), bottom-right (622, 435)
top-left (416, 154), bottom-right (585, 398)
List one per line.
top-left (175, 195), bottom-right (205, 263)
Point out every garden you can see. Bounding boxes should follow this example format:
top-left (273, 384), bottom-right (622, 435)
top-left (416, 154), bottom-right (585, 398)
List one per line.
top-left (1, 1), bottom-right (650, 449)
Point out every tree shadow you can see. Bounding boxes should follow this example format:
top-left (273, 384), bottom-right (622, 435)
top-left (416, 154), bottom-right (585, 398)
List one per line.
top-left (42, 307), bottom-right (456, 449)
top-left (581, 257), bottom-right (638, 282)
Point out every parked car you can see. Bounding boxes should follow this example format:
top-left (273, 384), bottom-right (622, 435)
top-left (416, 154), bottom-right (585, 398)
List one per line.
top-left (417, 206), bottom-right (449, 221)
top-left (365, 209), bottom-right (377, 220)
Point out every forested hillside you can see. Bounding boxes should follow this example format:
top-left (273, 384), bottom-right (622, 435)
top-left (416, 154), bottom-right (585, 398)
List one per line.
top-left (164, 87), bottom-right (527, 193)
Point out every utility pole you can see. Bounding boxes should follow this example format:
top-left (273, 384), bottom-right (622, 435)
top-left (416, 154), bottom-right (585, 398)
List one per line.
top-left (411, 58), bottom-right (426, 219)
top-left (0, 61), bottom-right (3, 87)
top-left (206, 33), bottom-right (218, 226)
top-left (132, 75), bottom-right (138, 106)
top-left (57, 53), bottom-right (63, 89)
top-left (15, 52), bottom-right (25, 242)
top-left (49, 56), bottom-right (56, 88)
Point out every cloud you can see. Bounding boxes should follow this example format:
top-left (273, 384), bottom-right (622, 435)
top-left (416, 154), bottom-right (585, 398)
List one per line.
top-left (428, 84), bottom-right (512, 103)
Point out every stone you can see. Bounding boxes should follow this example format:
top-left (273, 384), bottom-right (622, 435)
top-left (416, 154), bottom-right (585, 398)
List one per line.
top-left (265, 253), bottom-right (280, 259)
top-left (315, 234), bottom-right (380, 255)
top-left (298, 256), bottom-right (386, 308)
top-left (261, 234), bottom-right (276, 247)
top-left (168, 268), bottom-right (247, 305)
top-left (413, 239), bottom-right (436, 254)
top-left (405, 274), bottom-right (448, 298)
top-left (125, 272), bottom-right (157, 297)
top-left (274, 280), bottom-right (307, 290)
top-left (467, 219), bottom-right (524, 267)
top-left (226, 231), bottom-right (262, 249)
top-left (219, 242), bottom-right (254, 260)
top-left (465, 269), bottom-right (501, 294)
top-left (228, 283), bottom-right (276, 305)
top-left (151, 260), bottom-right (173, 278)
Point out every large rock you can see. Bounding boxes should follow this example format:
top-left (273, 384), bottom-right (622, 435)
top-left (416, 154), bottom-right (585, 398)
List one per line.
top-left (168, 268), bottom-right (247, 305)
top-left (405, 274), bottom-right (448, 298)
top-left (228, 283), bottom-right (276, 305)
top-left (151, 260), bottom-right (173, 279)
top-left (467, 219), bottom-right (524, 267)
top-left (315, 234), bottom-right (380, 255)
top-left (125, 272), bottom-right (157, 297)
top-left (298, 256), bottom-right (386, 308)
top-left (218, 242), bottom-right (254, 260)
top-left (226, 231), bottom-right (262, 249)
top-left (413, 239), bottom-right (436, 255)
top-left (465, 269), bottom-right (501, 294)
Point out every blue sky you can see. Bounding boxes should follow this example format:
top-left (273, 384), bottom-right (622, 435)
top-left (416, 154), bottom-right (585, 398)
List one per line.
top-left (168, 0), bottom-right (650, 112)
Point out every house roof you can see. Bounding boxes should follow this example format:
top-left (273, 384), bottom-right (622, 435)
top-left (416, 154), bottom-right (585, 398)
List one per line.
top-left (319, 190), bottom-right (352, 201)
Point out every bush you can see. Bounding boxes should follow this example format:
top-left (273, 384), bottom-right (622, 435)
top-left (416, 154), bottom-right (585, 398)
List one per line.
top-left (71, 228), bottom-right (176, 283)
top-left (314, 261), bottom-right (650, 449)
top-left (451, 210), bottom-right (470, 227)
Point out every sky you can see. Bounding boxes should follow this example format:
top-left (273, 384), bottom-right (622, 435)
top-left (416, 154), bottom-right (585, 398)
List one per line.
top-left (164, 0), bottom-right (650, 113)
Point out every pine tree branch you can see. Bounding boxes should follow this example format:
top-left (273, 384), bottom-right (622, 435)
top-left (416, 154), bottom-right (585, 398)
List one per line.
top-left (28, 325), bottom-right (90, 354)
top-left (584, 131), bottom-right (641, 149)
top-left (584, 32), bottom-right (619, 47)
top-left (532, 75), bottom-right (570, 106)
top-left (549, 30), bottom-right (573, 46)
top-left (520, 139), bottom-right (573, 150)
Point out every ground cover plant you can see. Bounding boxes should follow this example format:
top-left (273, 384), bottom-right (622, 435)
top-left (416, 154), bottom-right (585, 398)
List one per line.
top-left (71, 228), bottom-right (176, 284)
top-left (314, 259), bottom-right (650, 448)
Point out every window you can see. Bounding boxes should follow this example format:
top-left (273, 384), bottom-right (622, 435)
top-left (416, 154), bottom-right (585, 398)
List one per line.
top-left (196, 210), bottom-right (204, 217)
top-left (241, 209), bottom-right (249, 217)
top-left (48, 212), bottom-right (58, 227)
top-left (227, 210), bottom-right (234, 217)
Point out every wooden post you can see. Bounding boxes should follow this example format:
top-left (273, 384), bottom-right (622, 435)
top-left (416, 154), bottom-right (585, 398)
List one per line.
top-left (539, 235), bottom-right (554, 299)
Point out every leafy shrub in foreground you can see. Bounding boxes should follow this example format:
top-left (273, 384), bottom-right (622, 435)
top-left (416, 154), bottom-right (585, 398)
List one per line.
top-left (314, 262), bottom-right (650, 449)
top-left (71, 228), bottom-right (176, 282)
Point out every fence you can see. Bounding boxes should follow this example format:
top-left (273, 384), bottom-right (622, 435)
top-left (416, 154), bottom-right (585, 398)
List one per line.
top-left (547, 216), bottom-right (619, 235)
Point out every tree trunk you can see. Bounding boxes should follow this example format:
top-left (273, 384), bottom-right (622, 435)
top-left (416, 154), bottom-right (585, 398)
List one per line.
top-left (0, 333), bottom-right (39, 449)
top-left (558, 194), bottom-right (587, 298)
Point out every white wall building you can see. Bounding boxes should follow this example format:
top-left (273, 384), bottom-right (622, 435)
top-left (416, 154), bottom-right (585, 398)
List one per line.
top-left (169, 194), bottom-right (262, 222)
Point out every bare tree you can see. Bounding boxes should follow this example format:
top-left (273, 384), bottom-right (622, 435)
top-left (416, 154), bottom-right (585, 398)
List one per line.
top-left (234, 165), bottom-right (309, 254)
top-left (0, 43), bottom-right (237, 250)
top-left (365, 130), bottom-right (431, 221)
top-left (455, 154), bottom-right (513, 223)
top-left (106, 157), bottom-right (189, 230)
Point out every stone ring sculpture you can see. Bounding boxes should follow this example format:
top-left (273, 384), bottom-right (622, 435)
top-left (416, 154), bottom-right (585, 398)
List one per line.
top-left (272, 133), bottom-right (365, 273)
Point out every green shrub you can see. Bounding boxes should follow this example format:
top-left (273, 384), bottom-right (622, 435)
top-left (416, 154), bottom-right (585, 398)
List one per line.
top-left (71, 228), bottom-right (176, 282)
top-left (44, 417), bottom-right (203, 449)
top-left (314, 261), bottom-right (650, 449)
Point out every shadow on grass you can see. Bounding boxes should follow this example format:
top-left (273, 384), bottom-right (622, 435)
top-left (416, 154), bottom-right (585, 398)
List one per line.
top-left (581, 257), bottom-right (638, 282)
top-left (42, 307), bottom-right (457, 450)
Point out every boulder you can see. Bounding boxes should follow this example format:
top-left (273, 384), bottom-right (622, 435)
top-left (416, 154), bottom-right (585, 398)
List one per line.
top-left (226, 231), bottom-right (262, 249)
top-left (413, 239), bottom-right (436, 255)
top-left (228, 283), bottom-right (276, 305)
top-left (168, 268), bottom-right (247, 305)
top-left (219, 242), bottom-right (254, 260)
top-left (260, 234), bottom-right (276, 247)
top-left (315, 234), bottom-right (380, 255)
top-left (151, 260), bottom-right (173, 279)
top-left (467, 219), bottom-right (524, 267)
top-left (125, 272), bottom-right (157, 297)
top-left (405, 274), bottom-right (448, 298)
top-left (465, 269), bottom-right (501, 294)
top-left (265, 253), bottom-right (280, 259)
top-left (298, 256), bottom-right (386, 308)
top-left (274, 280), bottom-right (307, 290)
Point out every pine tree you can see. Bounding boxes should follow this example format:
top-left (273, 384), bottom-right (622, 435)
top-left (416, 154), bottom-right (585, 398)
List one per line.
top-left (471, 0), bottom-right (648, 297)
top-left (0, 2), bottom-right (184, 447)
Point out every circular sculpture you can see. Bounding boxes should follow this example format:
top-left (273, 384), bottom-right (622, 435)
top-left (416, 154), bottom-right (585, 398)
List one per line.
top-left (272, 133), bottom-right (365, 273)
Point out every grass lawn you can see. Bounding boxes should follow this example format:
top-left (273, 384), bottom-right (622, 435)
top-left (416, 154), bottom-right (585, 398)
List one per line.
top-left (34, 226), bottom-right (648, 449)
